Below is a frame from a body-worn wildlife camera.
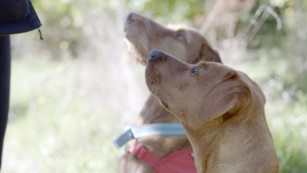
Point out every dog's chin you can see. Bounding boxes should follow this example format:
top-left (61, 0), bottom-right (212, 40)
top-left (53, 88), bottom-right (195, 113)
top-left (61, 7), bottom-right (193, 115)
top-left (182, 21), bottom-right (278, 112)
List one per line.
top-left (146, 78), bottom-right (160, 96)
top-left (124, 39), bottom-right (148, 65)
top-left (145, 65), bottom-right (161, 94)
top-left (158, 99), bottom-right (181, 120)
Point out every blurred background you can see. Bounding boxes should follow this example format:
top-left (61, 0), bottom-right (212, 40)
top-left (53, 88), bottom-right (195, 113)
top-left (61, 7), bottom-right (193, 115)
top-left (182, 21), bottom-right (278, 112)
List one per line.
top-left (2, 0), bottom-right (307, 172)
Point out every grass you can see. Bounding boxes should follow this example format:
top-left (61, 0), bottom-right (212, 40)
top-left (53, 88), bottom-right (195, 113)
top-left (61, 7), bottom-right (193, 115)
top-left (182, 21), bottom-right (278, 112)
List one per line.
top-left (2, 56), bottom-right (147, 173)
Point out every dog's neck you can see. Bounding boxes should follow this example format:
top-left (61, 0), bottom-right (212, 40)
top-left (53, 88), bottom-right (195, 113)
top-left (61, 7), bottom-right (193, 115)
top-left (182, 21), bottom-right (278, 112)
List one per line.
top-left (183, 111), bottom-right (278, 173)
top-left (182, 116), bottom-right (223, 173)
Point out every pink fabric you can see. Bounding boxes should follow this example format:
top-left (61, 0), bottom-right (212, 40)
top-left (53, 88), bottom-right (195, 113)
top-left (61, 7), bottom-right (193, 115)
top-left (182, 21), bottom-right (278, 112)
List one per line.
top-left (128, 141), bottom-right (160, 166)
top-left (128, 141), bottom-right (197, 173)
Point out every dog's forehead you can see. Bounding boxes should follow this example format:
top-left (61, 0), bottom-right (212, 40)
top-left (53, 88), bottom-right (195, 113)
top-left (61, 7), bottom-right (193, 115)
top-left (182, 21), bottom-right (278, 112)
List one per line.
top-left (167, 25), bottom-right (199, 35)
top-left (166, 24), bottom-right (191, 30)
top-left (217, 63), bottom-right (236, 73)
top-left (200, 62), bottom-right (234, 74)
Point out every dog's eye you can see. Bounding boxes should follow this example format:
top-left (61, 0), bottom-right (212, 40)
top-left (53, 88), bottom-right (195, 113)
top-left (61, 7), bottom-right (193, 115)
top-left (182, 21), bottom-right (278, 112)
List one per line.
top-left (191, 67), bottom-right (198, 75)
top-left (174, 32), bottom-right (186, 42)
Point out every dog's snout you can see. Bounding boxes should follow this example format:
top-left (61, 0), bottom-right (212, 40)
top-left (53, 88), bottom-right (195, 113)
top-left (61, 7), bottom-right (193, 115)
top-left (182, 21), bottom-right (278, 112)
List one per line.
top-left (127, 12), bottom-right (138, 22)
top-left (148, 49), bottom-right (166, 62)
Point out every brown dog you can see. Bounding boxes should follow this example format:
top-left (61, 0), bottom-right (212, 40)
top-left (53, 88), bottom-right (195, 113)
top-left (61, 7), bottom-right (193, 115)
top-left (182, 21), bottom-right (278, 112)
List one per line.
top-left (119, 13), bottom-right (221, 173)
top-left (145, 50), bottom-right (279, 173)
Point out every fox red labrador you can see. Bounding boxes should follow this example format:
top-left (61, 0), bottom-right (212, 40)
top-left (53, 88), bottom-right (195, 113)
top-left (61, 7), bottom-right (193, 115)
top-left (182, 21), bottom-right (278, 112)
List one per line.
top-left (145, 50), bottom-right (279, 173)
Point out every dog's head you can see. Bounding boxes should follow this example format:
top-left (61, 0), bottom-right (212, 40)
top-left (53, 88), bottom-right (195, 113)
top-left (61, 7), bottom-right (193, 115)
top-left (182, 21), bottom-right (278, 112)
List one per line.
top-left (125, 12), bottom-right (221, 65)
top-left (145, 49), bottom-right (265, 128)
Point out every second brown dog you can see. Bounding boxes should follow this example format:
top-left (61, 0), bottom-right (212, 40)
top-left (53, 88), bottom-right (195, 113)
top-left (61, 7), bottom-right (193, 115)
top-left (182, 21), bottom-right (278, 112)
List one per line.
top-left (119, 13), bottom-right (221, 173)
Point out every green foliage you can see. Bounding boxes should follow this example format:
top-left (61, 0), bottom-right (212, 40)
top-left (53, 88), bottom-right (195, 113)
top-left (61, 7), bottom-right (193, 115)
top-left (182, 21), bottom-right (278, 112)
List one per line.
top-left (143, 0), bottom-right (205, 24)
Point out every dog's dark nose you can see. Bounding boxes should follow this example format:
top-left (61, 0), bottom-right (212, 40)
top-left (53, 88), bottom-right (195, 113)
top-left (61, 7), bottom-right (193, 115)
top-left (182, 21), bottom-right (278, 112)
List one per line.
top-left (148, 49), bottom-right (166, 62)
top-left (127, 12), bottom-right (137, 22)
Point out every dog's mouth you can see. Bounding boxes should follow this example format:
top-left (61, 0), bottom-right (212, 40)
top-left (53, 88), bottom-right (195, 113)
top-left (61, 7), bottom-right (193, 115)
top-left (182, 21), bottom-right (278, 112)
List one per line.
top-left (124, 14), bottom-right (150, 65)
top-left (145, 63), bottom-right (161, 94)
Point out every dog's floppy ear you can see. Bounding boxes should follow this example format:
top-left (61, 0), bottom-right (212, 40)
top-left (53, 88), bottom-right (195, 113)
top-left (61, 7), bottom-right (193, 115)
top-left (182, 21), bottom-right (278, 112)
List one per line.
top-left (198, 71), bottom-right (249, 123)
top-left (198, 43), bottom-right (222, 63)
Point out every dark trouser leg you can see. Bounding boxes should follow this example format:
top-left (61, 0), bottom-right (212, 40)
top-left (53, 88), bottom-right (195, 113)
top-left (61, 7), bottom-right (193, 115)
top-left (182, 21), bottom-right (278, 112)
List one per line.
top-left (0, 36), bottom-right (11, 169)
